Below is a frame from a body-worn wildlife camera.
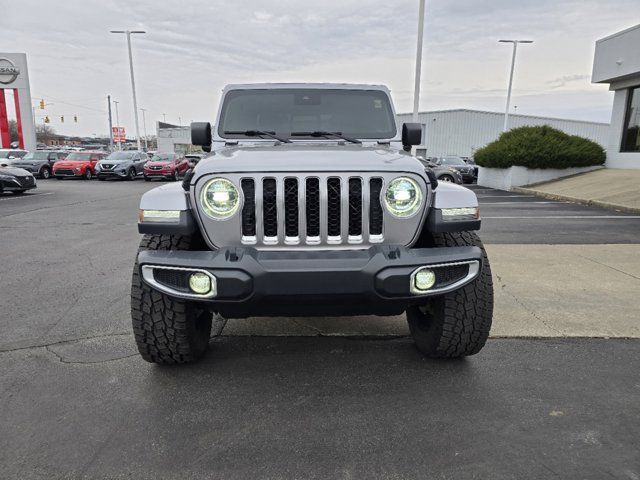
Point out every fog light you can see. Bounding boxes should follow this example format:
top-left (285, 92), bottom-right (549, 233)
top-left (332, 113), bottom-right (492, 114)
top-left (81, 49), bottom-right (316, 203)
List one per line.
top-left (412, 268), bottom-right (436, 293)
top-left (189, 272), bottom-right (211, 294)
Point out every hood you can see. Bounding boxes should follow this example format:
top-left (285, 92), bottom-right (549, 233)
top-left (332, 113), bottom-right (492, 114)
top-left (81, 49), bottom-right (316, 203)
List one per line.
top-left (194, 143), bottom-right (427, 176)
top-left (56, 160), bottom-right (88, 166)
top-left (0, 166), bottom-right (32, 176)
top-left (101, 159), bottom-right (132, 165)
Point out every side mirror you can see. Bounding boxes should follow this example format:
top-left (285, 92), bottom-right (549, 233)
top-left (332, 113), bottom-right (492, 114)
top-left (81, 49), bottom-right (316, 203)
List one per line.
top-left (402, 123), bottom-right (422, 152)
top-left (191, 122), bottom-right (212, 153)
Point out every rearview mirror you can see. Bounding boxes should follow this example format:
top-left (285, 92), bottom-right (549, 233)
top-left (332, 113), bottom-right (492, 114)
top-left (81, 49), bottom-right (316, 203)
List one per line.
top-left (191, 122), bottom-right (212, 152)
top-left (402, 123), bottom-right (422, 152)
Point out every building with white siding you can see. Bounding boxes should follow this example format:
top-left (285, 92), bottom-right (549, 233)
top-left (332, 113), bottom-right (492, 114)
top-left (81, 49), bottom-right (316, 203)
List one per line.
top-left (592, 24), bottom-right (640, 169)
top-left (396, 109), bottom-right (610, 159)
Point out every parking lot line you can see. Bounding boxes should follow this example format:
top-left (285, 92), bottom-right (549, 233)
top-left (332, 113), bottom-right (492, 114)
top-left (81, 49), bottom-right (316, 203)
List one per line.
top-left (477, 195), bottom-right (536, 198)
top-left (483, 215), bottom-right (640, 219)
top-left (480, 201), bottom-right (559, 205)
top-left (0, 192), bottom-right (54, 201)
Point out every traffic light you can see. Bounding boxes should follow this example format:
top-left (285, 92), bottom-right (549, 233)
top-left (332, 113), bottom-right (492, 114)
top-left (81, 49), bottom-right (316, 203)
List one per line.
top-left (44, 116), bottom-right (50, 123)
top-left (60, 116), bottom-right (64, 123)
top-left (39, 99), bottom-right (45, 110)
top-left (74, 115), bottom-right (78, 123)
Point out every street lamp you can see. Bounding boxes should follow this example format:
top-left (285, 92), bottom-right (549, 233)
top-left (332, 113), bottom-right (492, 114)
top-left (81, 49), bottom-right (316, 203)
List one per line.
top-left (499, 39), bottom-right (533, 132)
top-left (113, 100), bottom-right (121, 150)
top-left (412, 0), bottom-right (426, 123)
top-left (111, 29), bottom-right (146, 151)
top-left (140, 108), bottom-right (148, 151)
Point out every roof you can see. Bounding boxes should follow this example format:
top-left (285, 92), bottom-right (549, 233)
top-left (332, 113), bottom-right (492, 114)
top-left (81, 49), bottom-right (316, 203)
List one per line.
top-left (222, 83), bottom-right (390, 92)
top-left (595, 23), bottom-right (640, 43)
top-left (396, 108), bottom-right (609, 126)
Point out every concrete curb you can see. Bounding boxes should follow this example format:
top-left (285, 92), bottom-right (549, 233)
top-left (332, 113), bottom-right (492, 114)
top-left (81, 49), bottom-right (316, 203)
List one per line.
top-left (511, 186), bottom-right (640, 214)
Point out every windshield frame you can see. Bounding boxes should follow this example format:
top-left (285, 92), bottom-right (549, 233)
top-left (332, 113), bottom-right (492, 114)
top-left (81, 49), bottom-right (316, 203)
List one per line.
top-left (217, 87), bottom-right (398, 141)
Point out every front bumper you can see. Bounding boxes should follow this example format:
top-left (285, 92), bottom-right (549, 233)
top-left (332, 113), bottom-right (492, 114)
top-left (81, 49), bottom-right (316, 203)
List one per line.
top-left (0, 176), bottom-right (37, 192)
top-left (97, 170), bottom-right (127, 178)
top-left (137, 245), bottom-right (482, 317)
top-left (54, 168), bottom-right (83, 177)
top-left (144, 169), bottom-right (174, 178)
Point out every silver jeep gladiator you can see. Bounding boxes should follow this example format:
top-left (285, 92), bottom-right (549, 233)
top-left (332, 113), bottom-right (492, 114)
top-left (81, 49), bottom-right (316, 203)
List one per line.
top-left (132, 83), bottom-right (493, 364)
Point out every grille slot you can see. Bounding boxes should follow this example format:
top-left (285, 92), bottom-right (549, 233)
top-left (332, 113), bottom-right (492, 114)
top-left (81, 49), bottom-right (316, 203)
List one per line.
top-left (306, 178), bottom-right (320, 237)
top-left (369, 178), bottom-right (384, 236)
top-left (284, 178), bottom-right (299, 238)
top-left (348, 178), bottom-right (362, 236)
top-left (153, 269), bottom-right (190, 293)
top-left (263, 178), bottom-right (278, 238)
top-left (327, 178), bottom-right (341, 237)
top-left (241, 179), bottom-right (256, 237)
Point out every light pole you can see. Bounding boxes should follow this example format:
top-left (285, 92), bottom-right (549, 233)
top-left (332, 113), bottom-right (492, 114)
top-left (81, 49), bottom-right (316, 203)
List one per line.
top-left (412, 0), bottom-right (426, 123)
top-left (140, 108), bottom-right (148, 151)
top-left (111, 29), bottom-right (146, 151)
top-left (113, 100), bottom-right (121, 150)
top-left (162, 113), bottom-right (166, 123)
top-left (499, 39), bottom-right (533, 132)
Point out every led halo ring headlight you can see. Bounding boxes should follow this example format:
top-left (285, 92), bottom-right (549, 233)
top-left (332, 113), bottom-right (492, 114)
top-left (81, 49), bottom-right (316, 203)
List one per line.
top-left (200, 177), bottom-right (241, 220)
top-left (383, 176), bottom-right (423, 218)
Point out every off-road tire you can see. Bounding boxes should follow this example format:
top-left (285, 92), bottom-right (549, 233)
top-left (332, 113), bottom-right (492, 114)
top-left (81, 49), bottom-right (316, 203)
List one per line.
top-left (131, 233), bottom-right (213, 364)
top-left (406, 231), bottom-right (493, 358)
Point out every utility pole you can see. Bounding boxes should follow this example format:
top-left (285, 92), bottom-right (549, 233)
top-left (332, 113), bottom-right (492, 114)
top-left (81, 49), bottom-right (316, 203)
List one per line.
top-left (107, 95), bottom-right (114, 150)
top-left (113, 100), bottom-right (121, 150)
top-left (412, 0), bottom-right (426, 123)
top-left (162, 113), bottom-right (166, 123)
top-left (499, 39), bottom-right (533, 131)
top-left (111, 29), bottom-right (146, 150)
top-left (140, 108), bottom-right (148, 151)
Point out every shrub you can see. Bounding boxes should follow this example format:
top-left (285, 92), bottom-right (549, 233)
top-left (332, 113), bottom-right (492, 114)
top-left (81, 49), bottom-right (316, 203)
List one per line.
top-left (474, 125), bottom-right (605, 169)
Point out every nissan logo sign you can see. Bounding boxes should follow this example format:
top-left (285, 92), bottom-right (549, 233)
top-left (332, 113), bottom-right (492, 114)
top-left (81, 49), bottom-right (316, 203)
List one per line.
top-left (0, 58), bottom-right (20, 85)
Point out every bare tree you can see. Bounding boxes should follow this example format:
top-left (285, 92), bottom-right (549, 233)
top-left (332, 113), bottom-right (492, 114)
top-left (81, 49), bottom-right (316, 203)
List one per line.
top-left (35, 124), bottom-right (56, 145)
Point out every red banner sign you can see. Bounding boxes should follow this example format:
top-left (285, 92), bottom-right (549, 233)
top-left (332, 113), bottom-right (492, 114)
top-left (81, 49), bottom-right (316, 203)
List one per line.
top-left (112, 126), bottom-right (126, 142)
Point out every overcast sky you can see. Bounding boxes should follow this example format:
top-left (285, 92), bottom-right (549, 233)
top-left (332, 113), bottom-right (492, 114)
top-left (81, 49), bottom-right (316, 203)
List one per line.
top-left (3, 0), bottom-right (638, 138)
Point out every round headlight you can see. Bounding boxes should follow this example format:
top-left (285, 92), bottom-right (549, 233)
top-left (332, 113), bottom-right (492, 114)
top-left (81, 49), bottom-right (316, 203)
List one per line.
top-left (384, 177), bottom-right (422, 218)
top-left (200, 178), bottom-right (240, 220)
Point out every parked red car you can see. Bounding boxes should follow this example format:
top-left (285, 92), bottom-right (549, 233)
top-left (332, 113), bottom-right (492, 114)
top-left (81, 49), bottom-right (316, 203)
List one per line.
top-left (143, 153), bottom-right (190, 181)
top-left (52, 151), bottom-right (107, 180)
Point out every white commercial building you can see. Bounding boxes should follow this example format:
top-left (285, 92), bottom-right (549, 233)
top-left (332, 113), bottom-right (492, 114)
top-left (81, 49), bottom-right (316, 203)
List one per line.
top-left (156, 122), bottom-right (191, 153)
top-left (396, 109), bottom-right (610, 159)
top-left (592, 24), bottom-right (640, 169)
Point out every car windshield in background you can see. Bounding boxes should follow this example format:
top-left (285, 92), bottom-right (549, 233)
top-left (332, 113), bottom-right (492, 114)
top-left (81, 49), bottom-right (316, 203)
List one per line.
top-left (24, 152), bottom-right (50, 160)
top-left (65, 153), bottom-right (92, 161)
top-left (440, 157), bottom-right (467, 166)
top-left (151, 154), bottom-right (173, 162)
top-left (219, 89), bottom-right (397, 140)
top-left (0, 151), bottom-right (10, 158)
top-left (106, 152), bottom-right (135, 160)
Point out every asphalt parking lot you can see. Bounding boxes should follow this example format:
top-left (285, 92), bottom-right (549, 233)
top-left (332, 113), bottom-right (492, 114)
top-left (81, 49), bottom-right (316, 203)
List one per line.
top-left (1, 179), bottom-right (639, 479)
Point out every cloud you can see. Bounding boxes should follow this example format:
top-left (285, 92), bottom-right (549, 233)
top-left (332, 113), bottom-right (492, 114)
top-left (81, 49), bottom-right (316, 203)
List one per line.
top-left (2, 0), bottom-right (634, 136)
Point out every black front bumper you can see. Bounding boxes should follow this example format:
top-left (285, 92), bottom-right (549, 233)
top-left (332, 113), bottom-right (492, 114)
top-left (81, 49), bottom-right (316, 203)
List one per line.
top-left (137, 245), bottom-right (482, 317)
top-left (97, 170), bottom-right (127, 178)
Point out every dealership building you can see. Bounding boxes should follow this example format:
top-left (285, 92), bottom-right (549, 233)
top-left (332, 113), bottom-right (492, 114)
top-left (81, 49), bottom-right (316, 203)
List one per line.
top-left (592, 23), bottom-right (640, 169)
top-left (396, 109), bottom-right (610, 158)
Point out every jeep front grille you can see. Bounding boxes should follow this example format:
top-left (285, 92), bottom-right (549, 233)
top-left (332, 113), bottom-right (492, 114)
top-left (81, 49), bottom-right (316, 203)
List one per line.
top-left (196, 172), bottom-right (428, 250)
top-left (239, 175), bottom-right (386, 246)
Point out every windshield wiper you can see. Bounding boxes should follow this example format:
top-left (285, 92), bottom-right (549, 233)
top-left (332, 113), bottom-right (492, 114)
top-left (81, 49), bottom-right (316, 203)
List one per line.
top-left (224, 130), bottom-right (291, 143)
top-left (290, 131), bottom-right (361, 144)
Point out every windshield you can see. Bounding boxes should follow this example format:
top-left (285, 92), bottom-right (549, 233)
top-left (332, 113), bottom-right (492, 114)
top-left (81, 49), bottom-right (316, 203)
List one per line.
top-left (65, 153), bottom-right (93, 161)
top-left (151, 154), bottom-right (173, 162)
top-left (105, 152), bottom-right (135, 160)
top-left (24, 151), bottom-right (50, 160)
top-left (440, 157), bottom-right (467, 166)
top-left (219, 89), bottom-right (397, 140)
top-left (0, 151), bottom-right (9, 158)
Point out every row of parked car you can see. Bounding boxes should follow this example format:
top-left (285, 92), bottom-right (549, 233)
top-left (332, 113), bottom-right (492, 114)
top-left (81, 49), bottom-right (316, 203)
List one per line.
top-left (0, 148), bottom-right (204, 194)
